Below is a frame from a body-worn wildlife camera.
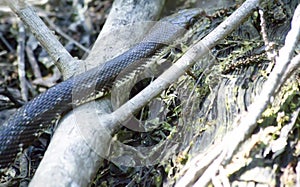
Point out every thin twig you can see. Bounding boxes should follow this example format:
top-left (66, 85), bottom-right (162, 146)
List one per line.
top-left (41, 14), bottom-right (90, 54)
top-left (0, 88), bottom-right (23, 107)
top-left (0, 33), bottom-right (14, 52)
top-left (259, 9), bottom-right (277, 61)
top-left (17, 22), bottom-right (28, 102)
top-left (279, 53), bottom-right (300, 90)
top-left (25, 45), bottom-right (42, 79)
top-left (0, 50), bottom-right (7, 56)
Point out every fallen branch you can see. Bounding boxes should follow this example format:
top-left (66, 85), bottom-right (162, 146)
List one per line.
top-left (29, 0), bottom-right (165, 186)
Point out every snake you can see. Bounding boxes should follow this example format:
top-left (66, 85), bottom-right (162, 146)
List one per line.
top-left (0, 9), bottom-right (203, 169)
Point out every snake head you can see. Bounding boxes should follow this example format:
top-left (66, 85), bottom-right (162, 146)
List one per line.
top-left (162, 8), bottom-right (205, 29)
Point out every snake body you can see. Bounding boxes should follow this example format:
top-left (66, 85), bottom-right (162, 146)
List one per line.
top-left (0, 9), bottom-right (202, 169)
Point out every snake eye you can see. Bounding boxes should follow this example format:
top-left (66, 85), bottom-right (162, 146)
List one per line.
top-left (188, 17), bottom-right (197, 26)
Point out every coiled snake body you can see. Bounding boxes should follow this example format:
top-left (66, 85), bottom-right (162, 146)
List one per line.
top-left (0, 9), bottom-right (202, 169)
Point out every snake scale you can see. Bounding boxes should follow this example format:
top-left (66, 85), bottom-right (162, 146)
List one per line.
top-left (0, 9), bottom-right (203, 169)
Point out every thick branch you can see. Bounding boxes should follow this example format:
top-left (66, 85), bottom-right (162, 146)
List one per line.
top-left (29, 0), bottom-right (165, 186)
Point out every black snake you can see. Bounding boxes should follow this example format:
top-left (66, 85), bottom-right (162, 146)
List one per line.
top-left (0, 9), bottom-right (203, 169)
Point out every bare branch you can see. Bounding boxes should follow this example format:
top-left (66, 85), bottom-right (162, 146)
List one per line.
top-left (17, 22), bottom-right (28, 101)
top-left (259, 9), bottom-right (277, 61)
top-left (25, 45), bottom-right (42, 79)
top-left (41, 14), bottom-right (90, 54)
top-left (282, 53), bottom-right (300, 83)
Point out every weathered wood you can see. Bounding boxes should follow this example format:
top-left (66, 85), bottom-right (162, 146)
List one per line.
top-left (29, 0), bottom-right (165, 186)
